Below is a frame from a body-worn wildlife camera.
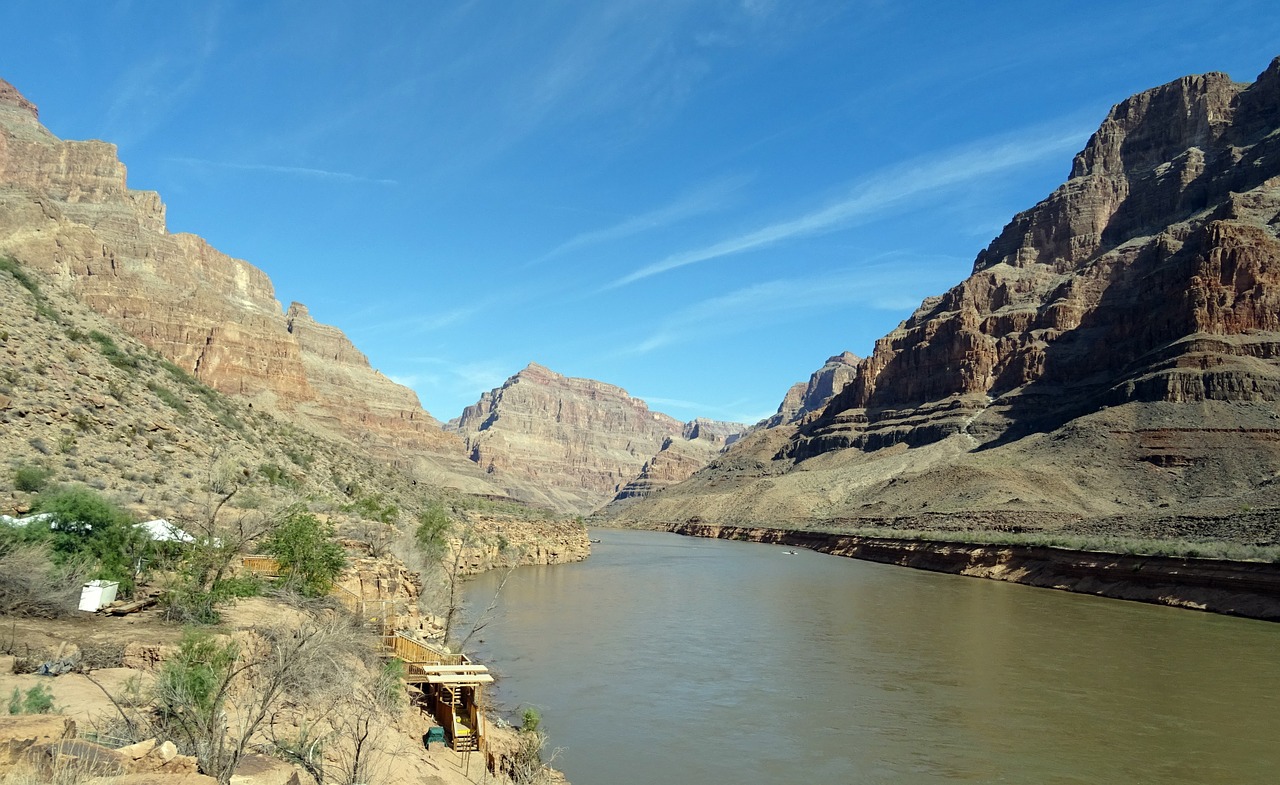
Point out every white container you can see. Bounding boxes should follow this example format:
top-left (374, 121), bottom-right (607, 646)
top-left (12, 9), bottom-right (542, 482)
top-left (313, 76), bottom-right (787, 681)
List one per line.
top-left (78, 580), bottom-right (119, 612)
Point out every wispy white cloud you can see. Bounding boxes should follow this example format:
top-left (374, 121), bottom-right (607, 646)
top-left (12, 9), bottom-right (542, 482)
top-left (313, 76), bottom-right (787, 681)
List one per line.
top-left (623, 256), bottom-right (964, 355)
top-left (529, 174), bottom-right (750, 264)
top-left (607, 122), bottom-right (1090, 289)
top-left (103, 4), bottom-right (222, 145)
top-left (168, 156), bottom-right (398, 186)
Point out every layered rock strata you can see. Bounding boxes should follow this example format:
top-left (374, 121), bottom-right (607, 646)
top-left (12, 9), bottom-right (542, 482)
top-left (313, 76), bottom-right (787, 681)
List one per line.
top-left (791, 58), bottom-right (1280, 459)
top-left (665, 524), bottom-right (1280, 621)
top-left (762, 351), bottom-right (860, 428)
top-left (449, 363), bottom-right (742, 513)
top-left (0, 77), bottom-right (479, 482)
top-left (604, 59), bottom-right (1280, 533)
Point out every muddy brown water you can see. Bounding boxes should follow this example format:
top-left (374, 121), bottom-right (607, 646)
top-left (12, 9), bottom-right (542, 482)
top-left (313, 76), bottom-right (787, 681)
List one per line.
top-left (464, 528), bottom-right (1280, 784)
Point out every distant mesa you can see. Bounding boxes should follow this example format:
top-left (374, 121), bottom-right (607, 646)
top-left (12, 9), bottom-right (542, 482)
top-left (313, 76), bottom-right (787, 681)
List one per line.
top-left (448, 363), bottom-right (745, 514)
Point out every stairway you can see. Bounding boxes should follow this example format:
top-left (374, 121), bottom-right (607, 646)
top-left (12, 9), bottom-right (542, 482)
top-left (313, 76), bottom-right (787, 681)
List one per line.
top-left (447, 687), bottom-right (479, 752)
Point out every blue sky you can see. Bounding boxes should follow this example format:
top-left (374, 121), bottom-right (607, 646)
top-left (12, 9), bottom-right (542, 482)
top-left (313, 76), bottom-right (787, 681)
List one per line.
top-left (3, 2), bottom-right (1279, 424)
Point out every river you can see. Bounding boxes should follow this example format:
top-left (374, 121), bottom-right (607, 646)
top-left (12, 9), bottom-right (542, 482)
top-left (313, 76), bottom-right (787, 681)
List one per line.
top-left (463, 528), bottom-right (1280, 784)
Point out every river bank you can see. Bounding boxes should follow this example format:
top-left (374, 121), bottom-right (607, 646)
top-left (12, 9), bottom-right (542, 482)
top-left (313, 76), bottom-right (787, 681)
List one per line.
top-left (659, 522), bottom-right (1280, 621)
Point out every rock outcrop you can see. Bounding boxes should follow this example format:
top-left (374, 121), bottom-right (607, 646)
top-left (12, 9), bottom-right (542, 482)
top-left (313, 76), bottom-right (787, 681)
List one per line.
top-left (0, 76), bottom-right (488, 490)
top-left (791, 58), bottom-right (1280, 458)
top-left (604, 58), bottom-right (1280, 533)
top-left (609, 435), bottom-right (726, 504)
top-left (284, 302), bottom-right (461, 459)
top-left (448, 363), bottom-right (742, 513)
top-left (761, 351), bottom-right (860, 428)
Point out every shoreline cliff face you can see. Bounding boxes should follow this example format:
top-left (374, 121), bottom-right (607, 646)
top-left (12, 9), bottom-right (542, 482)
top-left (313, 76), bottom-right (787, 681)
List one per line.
top-left (0, 77), bottom-right (493, 490)
top-left (604, 59), bottom-right (1280, 534)
top-left (659, 522), bottom-right (1280, 621)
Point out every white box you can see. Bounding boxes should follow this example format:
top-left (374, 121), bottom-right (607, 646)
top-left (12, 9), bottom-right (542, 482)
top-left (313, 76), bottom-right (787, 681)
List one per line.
top-left (78, 580), bottom-right (119, 612)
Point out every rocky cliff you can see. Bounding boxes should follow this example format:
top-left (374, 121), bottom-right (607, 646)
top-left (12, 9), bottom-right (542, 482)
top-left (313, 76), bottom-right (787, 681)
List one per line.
top-left (448, 363), bottom-right (742, 513)
top-left (761, 351), bottom-right (860, 428)
top-left (792, 60), bottom-right (1280, 458)
top-left (604, 58), bottom-right (1280, 535)
top-left (0, 77), bottom-right (487, 491)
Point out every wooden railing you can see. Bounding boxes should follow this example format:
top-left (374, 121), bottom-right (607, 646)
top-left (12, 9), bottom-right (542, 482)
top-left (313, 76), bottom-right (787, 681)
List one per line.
top-left (334, 586), bottom-right (400, 634)
top-left (241, 555), bottom-right (280, 576)
top-left (389, 632), bottom-right (466, 667)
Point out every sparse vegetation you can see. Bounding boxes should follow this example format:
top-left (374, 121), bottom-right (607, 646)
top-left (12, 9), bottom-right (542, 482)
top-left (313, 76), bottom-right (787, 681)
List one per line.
top-left (343, 491), bottom-right (399, 525)
top-left (257, 462), bottom-right (297, 489)
top-left (12, 463), bottom-right (53, 493)
top-left (7, 684), bottom-right (55, 715)
top-left (0, 255), bottom-right (58, 322)
top-left (147, 380), bottom-right (189, 413)
top-left (134, 622), bottom-right (374, 785)
top-left (88, 329), bottom-right (141, 371)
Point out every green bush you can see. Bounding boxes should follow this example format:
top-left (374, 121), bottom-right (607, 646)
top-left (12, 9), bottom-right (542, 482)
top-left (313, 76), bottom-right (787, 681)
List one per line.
top-left (415, 502), bottom-right (452, 556)
top-left (147, 381), bottom-right (189, 413)
top-left (158, 629), bottom-right (238, 720)
top-left (88, 330), bottom-right (141, 371)
top-left (8, 684), bottom-right (55, 714)
top-left (264, 506), bottom-right (347, 597)
top-left (521, 706), bottom-right (541, 733)
top-left (13, 464), bottom-right (53, 493)
top-left (32, 485), bottom-right (147, 592)
top-left (343, 493), bottom-right (398, 524)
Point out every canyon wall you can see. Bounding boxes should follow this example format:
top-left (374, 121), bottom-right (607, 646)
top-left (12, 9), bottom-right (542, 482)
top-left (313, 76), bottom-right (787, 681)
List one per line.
top-left (0, 77), bottom-right (486, 488)
top-left (605, 58), bottom-right (1280, 532)
top-left (449, 363), bottom-right (743, 513)
top-left (791, 60), bottom-right (1280, 459)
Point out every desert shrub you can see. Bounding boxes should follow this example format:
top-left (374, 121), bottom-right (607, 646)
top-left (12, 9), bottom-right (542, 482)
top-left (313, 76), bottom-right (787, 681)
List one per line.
top-left (12, 464), bottom-right (53, 493)
top-left (32, 485), bottom-right (147, 592)
top-left (263, 506), bottom-right (346, 598)
top-left (87, 330), bottom-right (140, 371)
top-left (257, 463), bottom-right (297, 489)
top-left (0, 540), bottom-right (84, 617)
top-left (7, 684), bottom-right (55, 715)
top-left (343, 493), bottom-right (398, 525)
top-left (0, 256), bottom-right (58, 322)
top-left (147, 382), bottom-right (189, 413)
top-left (157, 629), bottom-right (237, 721)
top-left (415, 502), bottom-right (452, 556)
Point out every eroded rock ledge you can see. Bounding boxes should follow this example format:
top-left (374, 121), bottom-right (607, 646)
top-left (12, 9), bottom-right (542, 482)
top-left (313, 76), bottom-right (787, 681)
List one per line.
top-left (663, 522), bottom-right (1280, 621)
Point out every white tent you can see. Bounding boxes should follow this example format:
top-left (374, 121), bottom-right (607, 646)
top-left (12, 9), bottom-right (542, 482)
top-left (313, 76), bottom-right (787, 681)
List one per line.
top-left (134, 518), bottom-right (195, 543)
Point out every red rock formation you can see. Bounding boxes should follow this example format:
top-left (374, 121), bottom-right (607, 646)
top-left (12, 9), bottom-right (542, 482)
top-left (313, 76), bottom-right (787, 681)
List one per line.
top-left (449, 363), bottom-right (729, 513)
top-left (284, 302), bottom-right (462, 457)
top-left (791, 57), bottom-right (1280, 459)
top-left (0, 77), bottom-right (473, 474)
top-left (762, 351), bottom-right (860, 428)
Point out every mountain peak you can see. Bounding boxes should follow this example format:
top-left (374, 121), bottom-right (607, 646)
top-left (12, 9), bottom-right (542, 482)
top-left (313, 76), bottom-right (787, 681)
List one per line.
top-left (0, 78), bottom-right (37, 120)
